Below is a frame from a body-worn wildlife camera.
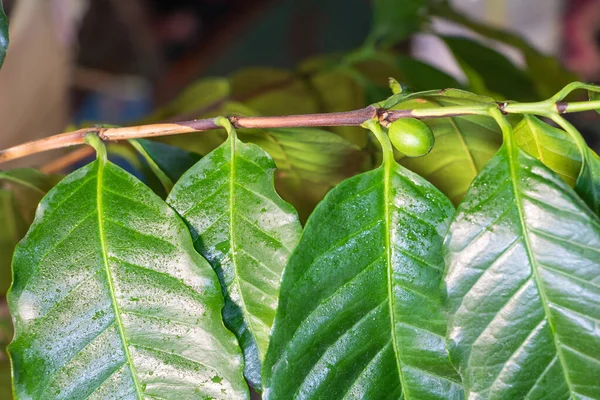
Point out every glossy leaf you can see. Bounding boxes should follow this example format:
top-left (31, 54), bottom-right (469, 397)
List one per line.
top-left (263, 126), bottom-right (461, 399)
top-left (442, 36), bottom-right (537, 101)
top-left (444, 143), bottom-right (600, 398)
top-left (0, 0), bottom-right (7, 69)
top-left (168, 123), bottom-right (301, 389)
top-left (513, 115), bottom-right (581, 187)
top-left (8, 145), bottom-right (248, 399)
top-left (393, 96), bottom-right (503, 204)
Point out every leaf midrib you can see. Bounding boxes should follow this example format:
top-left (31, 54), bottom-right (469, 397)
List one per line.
top-left (96, 160), bottom-right (144, 398)
top-left (505, 145), bottom-right (577, 397)
top-left (383, 160), bottom-right (409, 399)
top-left (228, 137), bottom-right (263, 360)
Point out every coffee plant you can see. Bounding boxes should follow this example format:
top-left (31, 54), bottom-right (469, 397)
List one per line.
top-left (1, 1), bottom-right (599, 399)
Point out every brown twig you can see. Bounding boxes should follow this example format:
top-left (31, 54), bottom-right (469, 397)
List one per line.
top-left (0, 105), bottom-right (496, 165)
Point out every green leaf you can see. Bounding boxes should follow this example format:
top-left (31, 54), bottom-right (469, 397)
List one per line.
top-left (144, 78), bottom-right (230, 122)
top-left (513, 115), bottom-right (581, 187)
top-left (589, 91), bottom-right (600, 114)
top-left (389, 77), bottom-right (403, 94)
top-left (575, 149), bottom-right (600, 216)
top-left (0, 169), bottom-right (63, 295)
top-left (129, 139), bottom-right (201, 194)
top-left (168, 122), bottom-right (302, 390)
top-left (263, 127), bottom-right (462, 399)
top-left (433, 2), bottom-right (577, 98)
top-left (240, 128), bottom-right (365, 221)
top-left (0, 190), bottom-right (25, 294)
top-left (0, 0), bottom-right (7, 69)
top-left (442, 36), bottom-right (537, 101)
top-left (392, 96), bottom-right (503, 204)
top-left (8, 146), bottom-right (248, 399)
top-left (444, 143), bottom-right (600, 398)
top-left (0, 169), bottom-right (63, 224)
top-left (395, 55), bottom-right (462, 91)
top-left (370, 0), bottom-right (427, 46)
top-left (230, 68), bottom-right (319, 116)
top-left (0, 310), bottom-right (12, 400)
top-left (349, 56), bottom-right (404, 104)
top-left (307, 69), bottom-right (368, 148)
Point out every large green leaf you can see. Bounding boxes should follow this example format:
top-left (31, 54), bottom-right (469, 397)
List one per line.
top-left (444, 142), bottom-right (600, 398)
top-left (0, 0), bottom-right (7, 69)
top-left (393, 96), bottom-right (503, 205)
top-left (8, 141), bottom-right (248, 399)
top-left (262, 124), bottom-right (461, 399)
top-left (168, 122), bottom-right (302, 390)
top-left (513, 115), bottom-right (581, 187)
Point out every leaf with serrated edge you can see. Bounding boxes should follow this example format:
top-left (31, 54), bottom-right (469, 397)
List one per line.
top-left (444, 143), bottom-right (600, 399)
top-left (167, 132), bottom-right (302, 390)
top-left (262, 128), bottom-right (462, 399)
top-left (8, 153), bottom-right (248, 399)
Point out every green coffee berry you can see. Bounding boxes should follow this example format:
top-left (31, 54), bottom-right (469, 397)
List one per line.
top-left (388, 118), bottom-right (434, 157)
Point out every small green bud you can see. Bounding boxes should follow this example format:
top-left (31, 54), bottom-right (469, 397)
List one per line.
top-left (388, 118), bottom-right (434, 157)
